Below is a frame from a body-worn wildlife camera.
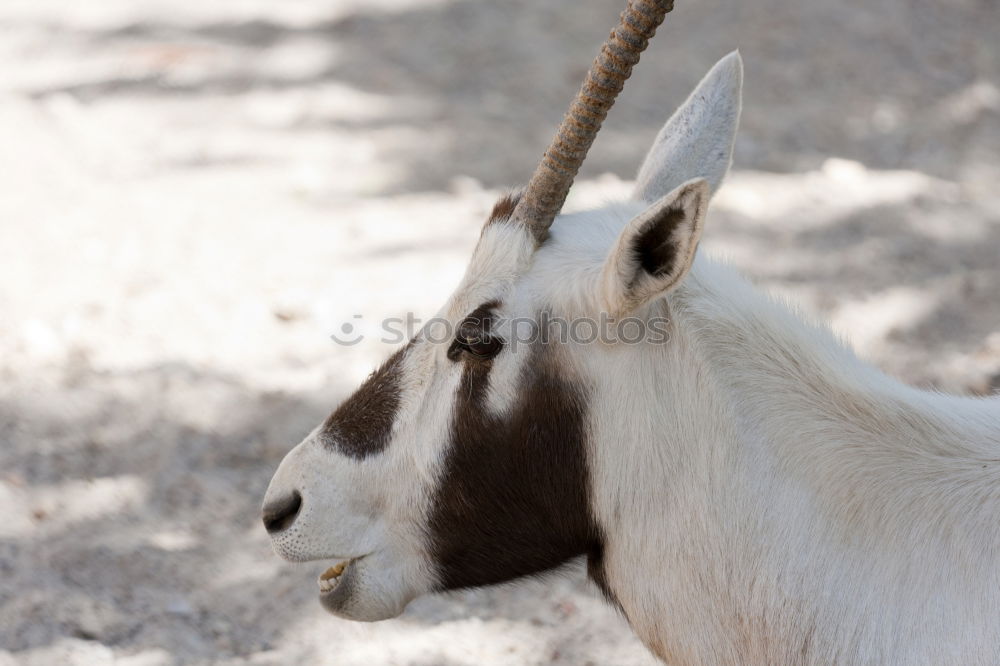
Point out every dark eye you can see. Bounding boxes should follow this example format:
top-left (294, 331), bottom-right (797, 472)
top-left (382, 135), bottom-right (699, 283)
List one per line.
top-left (463, 333), bottom-right (504, 360)
top-left (447, 302), bottom-right (505, 362)
top-left (448, 324), bottom-right (504, 361)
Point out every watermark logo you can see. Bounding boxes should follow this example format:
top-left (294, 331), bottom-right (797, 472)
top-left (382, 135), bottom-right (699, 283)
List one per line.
top-left (329, 315), bottom-right (364, 346)
top-left (330, 312), bottom-right (670, 348)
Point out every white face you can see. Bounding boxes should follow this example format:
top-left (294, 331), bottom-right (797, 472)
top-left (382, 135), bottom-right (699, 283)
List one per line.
top-left (261, 52), bottom-right (742, 622)
top-left (261, 187), bottom-right (709, 621)
top-left (262, 204), bottom-right (599, 621)
top-left (263, 341), bottom-right (441, 621)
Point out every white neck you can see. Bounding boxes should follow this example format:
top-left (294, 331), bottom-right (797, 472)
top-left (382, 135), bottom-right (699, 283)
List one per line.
top-left (585, 255), bottom-right (1000, 663)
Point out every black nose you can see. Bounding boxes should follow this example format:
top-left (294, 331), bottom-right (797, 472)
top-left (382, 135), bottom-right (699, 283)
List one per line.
top-left (262, 490), bottom-right (302, 533)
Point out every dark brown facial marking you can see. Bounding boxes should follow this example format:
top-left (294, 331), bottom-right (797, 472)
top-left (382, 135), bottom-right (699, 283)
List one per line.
top-left (319, 342), bottom-right (410, 459)
top-left (633, 205), bottom-right (686, 277)
top-left (427, 333), bottom-right (602, 591)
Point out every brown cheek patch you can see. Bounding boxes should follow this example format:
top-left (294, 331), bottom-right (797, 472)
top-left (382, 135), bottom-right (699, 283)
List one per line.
top-left (320, 342), bottom-right (410, 459)
top-left (427, 345), bottom-right (607, 590)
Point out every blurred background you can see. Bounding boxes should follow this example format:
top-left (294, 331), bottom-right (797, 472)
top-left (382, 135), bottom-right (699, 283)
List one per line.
top-left (1, 0), bottom-right (998, 664)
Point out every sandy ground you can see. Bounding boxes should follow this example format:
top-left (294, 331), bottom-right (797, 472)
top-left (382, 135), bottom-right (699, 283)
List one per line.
top-left (1, 0), bottom-right (998, 664)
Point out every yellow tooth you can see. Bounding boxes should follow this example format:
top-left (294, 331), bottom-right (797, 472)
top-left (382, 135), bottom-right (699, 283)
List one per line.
top-left (320, 561), bottom-right (347, 581)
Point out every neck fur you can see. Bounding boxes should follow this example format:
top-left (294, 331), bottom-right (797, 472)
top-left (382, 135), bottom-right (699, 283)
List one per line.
top-left (675, 256), bottom-right (1000, 515)
top-left (586, 254), bottom-right (1000, 662)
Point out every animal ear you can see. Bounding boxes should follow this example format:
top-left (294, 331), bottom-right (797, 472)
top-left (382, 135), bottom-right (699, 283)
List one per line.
top-left (600, 179), bottom-right (708, 316)
top-left (634, 51), bottom-right (742, 203)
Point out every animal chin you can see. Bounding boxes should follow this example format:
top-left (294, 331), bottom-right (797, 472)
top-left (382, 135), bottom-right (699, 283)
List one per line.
top-left (317, 555), bottom-right (363, 607)
top-left (317, 558), bottom-right (353, 594)
top-left (316, 555), bottom-right (376, 619)
top-left (316, 553), bottom-right (416, 622)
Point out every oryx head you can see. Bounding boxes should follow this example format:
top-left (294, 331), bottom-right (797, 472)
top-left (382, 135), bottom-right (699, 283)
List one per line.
top-left (262, 0), bottom-right (742, 621)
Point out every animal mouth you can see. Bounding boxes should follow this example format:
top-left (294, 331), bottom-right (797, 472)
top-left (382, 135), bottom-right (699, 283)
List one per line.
top-left (317, 558), bottom-right (358, 595)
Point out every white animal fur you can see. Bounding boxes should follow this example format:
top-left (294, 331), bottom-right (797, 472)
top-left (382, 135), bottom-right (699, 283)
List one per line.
top-left (265, 51), bottom-right (1000, 662)
top-left (635, 51), bottom-right (743, 200)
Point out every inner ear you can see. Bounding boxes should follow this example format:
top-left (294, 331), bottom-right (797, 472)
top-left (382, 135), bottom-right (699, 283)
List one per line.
top-left (633, 206), bottom-right (687, 277)
top-left (600, 178), bottom-right (709, 317)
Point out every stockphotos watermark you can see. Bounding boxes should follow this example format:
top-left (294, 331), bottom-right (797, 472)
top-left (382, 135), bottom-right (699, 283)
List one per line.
top-left (330, 312), bottom-right (670, 348)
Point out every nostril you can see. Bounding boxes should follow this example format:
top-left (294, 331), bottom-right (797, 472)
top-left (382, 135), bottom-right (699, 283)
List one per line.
top-left (262, 490), bottom-right (302, 533)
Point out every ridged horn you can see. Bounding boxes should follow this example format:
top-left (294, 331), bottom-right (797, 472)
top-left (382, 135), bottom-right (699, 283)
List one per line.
top-left (512, 0), bottom-right (675, 244)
